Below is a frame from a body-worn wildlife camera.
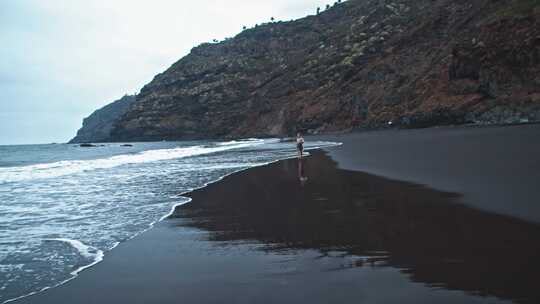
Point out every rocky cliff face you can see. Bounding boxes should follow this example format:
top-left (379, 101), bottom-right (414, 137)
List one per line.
top-left (100, 0), bottom-right (539, 141)
top-left (70, 95), bottom-right (136, 143)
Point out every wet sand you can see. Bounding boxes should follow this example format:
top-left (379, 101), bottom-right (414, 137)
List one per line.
top-left (15, 125), bottom-right (540, 304)
top-left (314, 124), bottom-right (540, 223)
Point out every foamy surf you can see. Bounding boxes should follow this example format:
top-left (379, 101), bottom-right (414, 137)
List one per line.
top-left (0, 140), bottom-right (264, 183)
top-left (44, 238), bottom-right (104, 275)
top-left (0, 138), bottom-right (341, 304)
top-left (2, 238), bottom-right (107, 304)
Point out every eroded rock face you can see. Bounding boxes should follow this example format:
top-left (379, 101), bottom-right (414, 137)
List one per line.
top-left (69, 95), bottom-right (136, 143)
top-left (447, 12), bottom-right (540, 125)
top-left (95, 0), bottom-right (539, 141)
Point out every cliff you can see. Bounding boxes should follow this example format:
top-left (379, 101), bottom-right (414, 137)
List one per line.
top-left (69, 95), bottom-right (136, 143)
top-left (86, 0), bottom-right (540, 141)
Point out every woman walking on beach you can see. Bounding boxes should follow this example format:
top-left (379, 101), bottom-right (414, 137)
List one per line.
top-left (296, 132), bottom-right (304, 158)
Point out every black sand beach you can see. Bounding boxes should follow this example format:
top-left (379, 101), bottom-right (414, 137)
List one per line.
top-left (15, 125), bottom-right (540, 304)
top-left (315, 124), bottom-right (540, 223)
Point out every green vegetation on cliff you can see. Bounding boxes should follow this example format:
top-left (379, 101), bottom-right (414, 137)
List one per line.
top-left (74, 0), bottom-right (540, 142)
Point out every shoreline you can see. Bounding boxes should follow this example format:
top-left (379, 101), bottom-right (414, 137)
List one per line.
top-left (11, 124), bottom-right (538, 303)
top-left (62, 120), bottom-right (540, 146)
top-left (2, 145), bottom-right (335, 304)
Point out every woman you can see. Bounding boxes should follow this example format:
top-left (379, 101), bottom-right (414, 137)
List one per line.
top-left (296, 132), bottom-right (305, 158)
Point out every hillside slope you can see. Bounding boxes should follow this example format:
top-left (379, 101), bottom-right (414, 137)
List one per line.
top-left (70, 95), bottom-right (136, 143)
top-left (98, 0), bottom-right (538, 141)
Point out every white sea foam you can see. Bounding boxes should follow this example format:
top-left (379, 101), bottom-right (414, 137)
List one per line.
top-left (217, 141), bottom-right (234, 146)
top-left (2, 238), bottom-right (107, 304)
top-left (44, 238), bottom-right (104, 275)
top-left (0, 140), bottom-right (264, 183)
top-left (216, 140), bottom-right (241, 146)
top-left (0, 139), bottom-right (342, 304)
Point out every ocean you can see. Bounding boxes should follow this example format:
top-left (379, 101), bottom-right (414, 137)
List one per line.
top-left (0, 138), bottom-right (339, 303)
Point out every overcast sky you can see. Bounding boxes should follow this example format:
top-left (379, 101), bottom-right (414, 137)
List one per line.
top-left (0, 0), bottom-right (332, 145)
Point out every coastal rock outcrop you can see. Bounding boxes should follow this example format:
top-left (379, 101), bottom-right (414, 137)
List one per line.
top-left (82, 0), bottom-right (540, 141)
top-left (70, 95), bottom-right (136, 143)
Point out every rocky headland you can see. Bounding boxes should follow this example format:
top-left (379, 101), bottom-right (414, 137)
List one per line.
top-left (70, 95), bottom-right (136, 143)
top-left (72, 0), bottom-right (540, 142)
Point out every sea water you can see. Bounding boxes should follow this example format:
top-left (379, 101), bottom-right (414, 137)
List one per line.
top-left (0, 138), bottom-right (339, 303)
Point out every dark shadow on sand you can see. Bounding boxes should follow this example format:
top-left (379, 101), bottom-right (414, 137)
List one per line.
top-left (171, 150), bottom-right (540, 304)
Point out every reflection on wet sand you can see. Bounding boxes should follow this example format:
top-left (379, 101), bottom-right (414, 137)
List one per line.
top-left (297, 156), bottom-right (308, 186)
top-left (172, 150), bottom-right (540, 303)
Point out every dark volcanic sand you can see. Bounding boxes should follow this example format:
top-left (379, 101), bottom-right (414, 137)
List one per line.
top-left (314, 124), bottom-right (540, 223)
top-left (15, 125), bottom-right (540, 304)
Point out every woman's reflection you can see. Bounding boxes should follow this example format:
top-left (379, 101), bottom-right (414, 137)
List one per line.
top-left (298, 156), bottom-right (308, 186)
